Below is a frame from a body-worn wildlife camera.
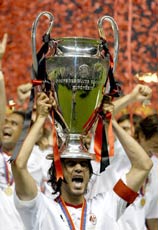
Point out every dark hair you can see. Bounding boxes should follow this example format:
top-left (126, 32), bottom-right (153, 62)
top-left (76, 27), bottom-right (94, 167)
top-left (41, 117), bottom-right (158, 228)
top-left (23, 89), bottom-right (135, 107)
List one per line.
top-left (47, 159), bottom-right (93, 194)
top-left (135, 114), bottom-right (158, 140)
top-left (11, 110), bottom-right (26, 121)
top-left (117, 113), bottom-right (142, 126)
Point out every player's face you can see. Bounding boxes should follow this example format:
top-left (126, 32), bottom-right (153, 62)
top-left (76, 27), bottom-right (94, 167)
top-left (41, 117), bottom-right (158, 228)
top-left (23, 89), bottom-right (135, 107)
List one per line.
top-left (61, 159), bottom-right (91, 199)
top-left (1, 113), bottom-right (24, 152)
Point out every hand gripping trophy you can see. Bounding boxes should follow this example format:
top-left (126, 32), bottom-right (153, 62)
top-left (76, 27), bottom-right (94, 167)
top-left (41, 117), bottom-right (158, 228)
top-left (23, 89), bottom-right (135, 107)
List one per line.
top-left (31, 11), bottom-right (121, 179)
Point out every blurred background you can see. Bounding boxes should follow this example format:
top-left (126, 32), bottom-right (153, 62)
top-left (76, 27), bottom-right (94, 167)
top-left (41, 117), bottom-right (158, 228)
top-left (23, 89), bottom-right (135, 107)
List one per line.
top-left (0, 0), bottom-right (157, 116)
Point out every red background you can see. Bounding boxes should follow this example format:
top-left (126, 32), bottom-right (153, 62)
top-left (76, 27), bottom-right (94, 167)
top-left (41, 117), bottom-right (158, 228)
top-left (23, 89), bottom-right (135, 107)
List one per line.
top-left (0, 0), bottom-right (157, 115)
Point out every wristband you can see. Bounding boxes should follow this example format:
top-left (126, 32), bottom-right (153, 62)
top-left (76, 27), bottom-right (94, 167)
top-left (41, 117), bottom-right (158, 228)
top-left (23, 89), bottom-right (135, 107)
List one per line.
top-left (113, 179), bottom-right (139, 204)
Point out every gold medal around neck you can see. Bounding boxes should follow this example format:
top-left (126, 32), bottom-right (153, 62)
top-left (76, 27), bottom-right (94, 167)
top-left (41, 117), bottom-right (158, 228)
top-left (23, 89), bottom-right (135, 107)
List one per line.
top-left (4, 185), bottom-right (13, 196)
top-left (140, 197), bottom-right (146, 207)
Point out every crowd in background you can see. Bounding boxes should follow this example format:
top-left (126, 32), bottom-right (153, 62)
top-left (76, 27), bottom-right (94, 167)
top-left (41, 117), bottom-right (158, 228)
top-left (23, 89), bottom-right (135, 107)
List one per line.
top-left (0, 33), bottom-right (158, 230)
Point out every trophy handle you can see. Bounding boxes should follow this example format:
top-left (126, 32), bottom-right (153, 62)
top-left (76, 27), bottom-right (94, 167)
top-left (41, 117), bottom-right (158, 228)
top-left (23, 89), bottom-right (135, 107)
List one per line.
top-left (97, 16), bottom-right (119, 73)
top-left (31, 11), bottom-right (54, 75)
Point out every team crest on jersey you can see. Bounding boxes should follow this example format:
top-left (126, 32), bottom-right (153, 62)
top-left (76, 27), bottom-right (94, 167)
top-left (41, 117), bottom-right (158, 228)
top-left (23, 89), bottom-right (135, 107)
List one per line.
top-left (89, 213), bottom-right (97, 225)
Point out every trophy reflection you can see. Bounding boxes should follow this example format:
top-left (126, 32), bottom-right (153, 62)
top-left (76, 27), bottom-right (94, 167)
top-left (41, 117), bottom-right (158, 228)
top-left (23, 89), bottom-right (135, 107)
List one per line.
top-left (31, 11), bottom-right (119, 159)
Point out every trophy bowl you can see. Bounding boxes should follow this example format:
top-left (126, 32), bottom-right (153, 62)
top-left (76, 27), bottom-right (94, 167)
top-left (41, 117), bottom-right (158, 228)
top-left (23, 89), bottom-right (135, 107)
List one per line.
top-left (46, 37), bottom-right (109, 134)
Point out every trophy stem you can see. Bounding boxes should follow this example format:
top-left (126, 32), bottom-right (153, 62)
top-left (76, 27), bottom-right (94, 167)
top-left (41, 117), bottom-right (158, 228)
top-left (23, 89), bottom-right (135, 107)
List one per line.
top-left (64, 134), bottom-right (84, 153)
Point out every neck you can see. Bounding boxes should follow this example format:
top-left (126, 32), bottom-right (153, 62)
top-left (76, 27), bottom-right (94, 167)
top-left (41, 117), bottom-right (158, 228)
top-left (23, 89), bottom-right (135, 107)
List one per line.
top-left (1, 146), bottom-right (12, 156)
top-left (60, 191), bottom-right (84, 206)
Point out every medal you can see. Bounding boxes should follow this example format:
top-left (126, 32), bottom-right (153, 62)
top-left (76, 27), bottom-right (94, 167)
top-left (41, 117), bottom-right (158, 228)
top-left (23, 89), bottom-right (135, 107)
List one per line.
top-left (140, 197), bottom-right (146, 207)
top-left (140, 178), bottom-right (148, 207)
top-left (0, 151), bottom-right (14, 194)
top-left (4, 185), bottom-right (13, 196)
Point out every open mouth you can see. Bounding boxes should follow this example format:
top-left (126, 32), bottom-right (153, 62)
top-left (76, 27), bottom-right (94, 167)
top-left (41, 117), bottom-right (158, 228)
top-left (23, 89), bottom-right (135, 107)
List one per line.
top-left (72, 177), bottom-right (83, 183)
top-left (2, 130), bottom-right (12, 138)
top-left (71, 176), bottom-right (84, 189)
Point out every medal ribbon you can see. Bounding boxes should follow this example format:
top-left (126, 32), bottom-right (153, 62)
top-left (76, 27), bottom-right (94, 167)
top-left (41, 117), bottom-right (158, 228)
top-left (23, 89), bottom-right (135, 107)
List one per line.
top-left (0, 151), bottom-right (13, 186)
top-left (56, 196), bottom-right (87, 230)
top-left (140, 177), bottom-right (149, 196)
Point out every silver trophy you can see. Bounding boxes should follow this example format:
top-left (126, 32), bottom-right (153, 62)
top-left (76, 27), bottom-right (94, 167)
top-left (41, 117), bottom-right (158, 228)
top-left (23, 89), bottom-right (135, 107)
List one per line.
top-left (31, 11), bottom-right (119, 159)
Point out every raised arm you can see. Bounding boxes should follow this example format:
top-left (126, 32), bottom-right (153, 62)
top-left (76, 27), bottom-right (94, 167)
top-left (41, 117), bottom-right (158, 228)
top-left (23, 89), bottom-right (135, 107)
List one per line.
top-left (112, 117), bottom-right (153, 192)
top-left (113, 84), bottom-right (152, 115)
top-left (0, 33), bottom-right (8, 138)
top-left (11, 92), bottom-right (53, 201)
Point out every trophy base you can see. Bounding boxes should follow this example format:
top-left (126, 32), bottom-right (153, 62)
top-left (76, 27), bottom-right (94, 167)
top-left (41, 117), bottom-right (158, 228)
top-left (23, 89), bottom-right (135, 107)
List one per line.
top-left (60, 134), bottom-right (94, 160)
